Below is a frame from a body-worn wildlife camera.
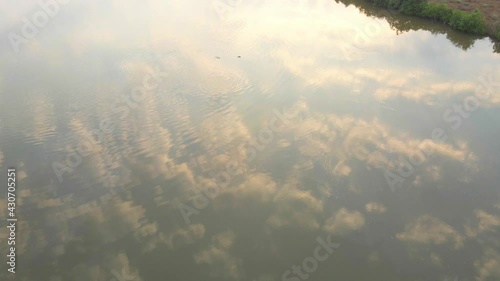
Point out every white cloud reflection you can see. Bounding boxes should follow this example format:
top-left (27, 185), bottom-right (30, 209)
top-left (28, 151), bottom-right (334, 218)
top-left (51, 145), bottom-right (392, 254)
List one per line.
top-left (396, 215), bottom-right (464, 249)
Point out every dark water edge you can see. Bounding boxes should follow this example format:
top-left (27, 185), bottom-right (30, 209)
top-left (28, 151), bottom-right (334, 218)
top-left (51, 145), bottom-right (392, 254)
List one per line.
top-left (335, 0), bottom-right (500, 53)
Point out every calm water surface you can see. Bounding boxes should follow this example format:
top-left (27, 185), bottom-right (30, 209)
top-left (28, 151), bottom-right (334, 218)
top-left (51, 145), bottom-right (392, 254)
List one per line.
top-left (0, 1), bottom-right (499, 280)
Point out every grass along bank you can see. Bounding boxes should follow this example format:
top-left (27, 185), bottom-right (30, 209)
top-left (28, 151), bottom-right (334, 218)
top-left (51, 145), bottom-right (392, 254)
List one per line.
top-left (370, 0), bottom-right (499, 38)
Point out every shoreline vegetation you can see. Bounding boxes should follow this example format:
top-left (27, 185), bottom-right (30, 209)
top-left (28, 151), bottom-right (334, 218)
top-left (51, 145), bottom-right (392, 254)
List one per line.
top-left (368, 0), bottom-right (499, 39)
top-left (336, 0), bottom-right (500, 52)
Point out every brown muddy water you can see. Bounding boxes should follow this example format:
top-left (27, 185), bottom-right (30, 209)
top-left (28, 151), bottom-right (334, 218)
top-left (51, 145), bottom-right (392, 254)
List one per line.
top-left (0, 1), bottom-right (499, 281)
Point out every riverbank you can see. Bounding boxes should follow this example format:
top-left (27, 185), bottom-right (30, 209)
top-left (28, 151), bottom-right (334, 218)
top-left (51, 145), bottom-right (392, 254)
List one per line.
top-left (368, 0), bottom-right (499, 39)
top-left (429, 0), bottom-right (500, 36)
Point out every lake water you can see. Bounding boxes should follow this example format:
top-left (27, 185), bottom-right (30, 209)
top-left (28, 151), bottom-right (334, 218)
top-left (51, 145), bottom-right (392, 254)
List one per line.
top-left (1, 0), bottom-right (500, 280)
